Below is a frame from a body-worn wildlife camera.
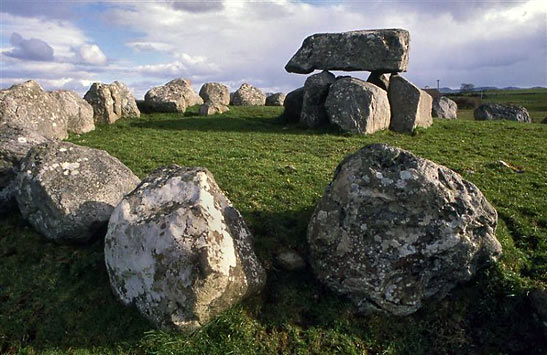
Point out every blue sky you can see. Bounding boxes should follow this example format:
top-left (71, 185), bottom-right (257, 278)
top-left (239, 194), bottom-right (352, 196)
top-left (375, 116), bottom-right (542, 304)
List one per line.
top-left (1, 0), bottom-right (546, 98)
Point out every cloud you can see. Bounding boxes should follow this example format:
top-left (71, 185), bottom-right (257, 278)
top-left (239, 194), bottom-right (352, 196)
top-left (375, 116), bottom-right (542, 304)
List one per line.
top-left (76, 44), bottom-right (107, 65)
top-left (167, 0), bottom-right (225, 13)
top-left (4, 32), bottom-right (55, 61)
top-left (0, 0), bottom-right (74, 20)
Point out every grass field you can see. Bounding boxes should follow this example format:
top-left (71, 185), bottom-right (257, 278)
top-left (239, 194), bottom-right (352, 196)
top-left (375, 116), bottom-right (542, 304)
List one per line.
top-left (1, 90), bottom-right (546, 354)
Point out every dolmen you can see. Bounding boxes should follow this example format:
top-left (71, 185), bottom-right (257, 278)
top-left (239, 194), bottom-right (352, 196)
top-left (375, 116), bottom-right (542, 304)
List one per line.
top-left (474, 103), bottom-right (531, 123)
top-left (144, 78), bottom-right (203, 113)
top-left (84, 81), bottom-right (140, 124)
top-left (283, 29), bottom-right (433, 134)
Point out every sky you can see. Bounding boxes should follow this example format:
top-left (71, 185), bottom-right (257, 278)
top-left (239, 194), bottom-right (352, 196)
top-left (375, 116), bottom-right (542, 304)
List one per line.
top-left (1, 0), bottom-right (546, 98)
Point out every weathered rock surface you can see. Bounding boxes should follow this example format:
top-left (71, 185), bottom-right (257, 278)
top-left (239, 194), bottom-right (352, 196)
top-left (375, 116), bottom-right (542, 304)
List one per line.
top-left (285, 29), bottom-right (409, 74)
top-left (300, 71), bottom-right (335, 128)
top-left (474, 103), bottom-right (531, 123)
top-left (230, 83), bottom-right (266, 106)
top-left (199, 83), bottom-right (230, 106)
top-left (325, 77), bottom-right (391, 134)
top-left (144, 78), bottom-right (203, 113)
top-left (432, 96), bottom-right (458, 119)
top-left (367, 72), bottom-right (390, 91)
top-left (0, 80), bottom-right (69, 139)
top-left (0, 124), bottom-right (50, 214)
top-left (15, 141), bottom-right (140, 243)
top-left (388, 75), bottom-right (433, 132)
top-left (51, 90), bottom-right (95, 134)
top-left (283, 87), bottom-right (305, 123)
top-left (308, 144), bottom-right (501, 316)
top-left (199, 101), bottom-right (229, 116)
top-left (84, 81), bottom-right (140, 124)
top-left (104, 165), bottom-right (266, 331)
top-left (265, 93), bottom-right (286, 106)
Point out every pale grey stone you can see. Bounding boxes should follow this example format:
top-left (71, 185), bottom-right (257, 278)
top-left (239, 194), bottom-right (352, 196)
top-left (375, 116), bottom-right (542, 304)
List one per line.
top-left (15, 141), bottom-right (140, 243)
top-left (276, 250), bottom-right (306, 271)
top-left (308, 144), bottom-right (501, 316)
top-left (325, 77), bottom-right (391, 134)
top-left (84, 81), bottom-right (140, 124)
top-left (144, 78), bottom-right (203, 113)
top-left (51, 90), bottom-right (95, 134)
top-left (285, 29), bottom-right (410, 74)
top-left (265, 93), bottom-right (286, 106)
top-left (230, 83), bottom-right (266, 106)
top-left (199, 101), bottom-right (229, 116)
top-left (474, 103), bottom-right (531, 123)
top-left (104, 165), bottom-right (266, 331)
top-left (199, 82), bottom-right (230, 106)
top-left (300, 71), bottom-right (335, 128)
top-left (388, 75), bottom-right (433, 132)
top-left (283, 87), bottom-right (305, 123)
top-left (432, 96), bottom-right (458, 119)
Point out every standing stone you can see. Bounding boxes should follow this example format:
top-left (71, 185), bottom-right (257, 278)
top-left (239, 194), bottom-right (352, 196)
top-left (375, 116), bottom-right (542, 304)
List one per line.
top-left (325, 77), bottom-right (391, 134)
top-left (230, 83), bottom-right (266, 106)
top-left (84, 81), bottom-right (140, 124)
top-left (432, 96), bottom-right (458, 119)
top-left (283, 87), bottom-right (305, 123)
top-left (199, 101), bottom-right (229, 116)
top-left (474, 103), bottom-right (531, 123)
top-left (300, 71), bottom-right (335, 128)
top-left (367, 72), bottom-right (390, 91)
top-left (0, 80), bottom-right (69, 139)
top-left (0, 124), bottom-right (50, 214)
top-left (265, 93), bottom-right (286, 106)
top-left (388, 75), bottom-right (433, 132)
top-left (15, 141), bottom-right (140, 243)
top-left (104, 165), bottom-right (266, 331)
top-left (51, 90), bottom-right (95, 134)
top-left (199, 83), bottom-right (230, 106)
top-left (308, 144), bottom-right (502, 316)
top-left (145, 79), bottom-right (203, 113)
top-left (285, 29), bottom-right (410, 74)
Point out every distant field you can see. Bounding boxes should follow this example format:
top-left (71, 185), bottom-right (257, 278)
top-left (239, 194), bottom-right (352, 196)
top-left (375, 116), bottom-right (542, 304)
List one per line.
top-left (1, 99), bottom-right (546, 354)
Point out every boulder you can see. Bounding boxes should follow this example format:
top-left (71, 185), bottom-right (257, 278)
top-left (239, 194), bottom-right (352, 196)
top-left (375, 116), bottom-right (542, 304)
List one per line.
top-left (199, 83), bottom-right (230, 106)
top-left (308, 144), bottom-right (501, 316)
top-left (230, 83), bottom-right (266, 106)
top-left (300, 71), bottom-right (335, 128)
top-left (367, 72), bottom-right (390, 91)
top-left (0, 124), bottom-right (50, 214)
top-left (283, 87), bottom-right (305, 123)
top-left (145, 78), bottom-right (203, 113)
top-left (388, 75), bottom-right (433, 132)
top-left (199, 101), bottom-right (229, 116)
top-left (285, 29), bottom-right (409, 74)
top-left (325, 77), bottom-right (391, 134)
top-left (265, 93), bottom-right (286, 106)
top-left (432, 96), bottom-right (458, 119)
top-left (104, 165), bottom-right (266, 331)
top-left (51, 90), bottom-right (95, 134)
top-left (84, 81), bottom-right (140, 124)
top-left (0, 80), bottom-right (69, 139)
top-left (474, 103), bottom-right (531, 123)
top-left (15, 141), bottom-right (140, 243)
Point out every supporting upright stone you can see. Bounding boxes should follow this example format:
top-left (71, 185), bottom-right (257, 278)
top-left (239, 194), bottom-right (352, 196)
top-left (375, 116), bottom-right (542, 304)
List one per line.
top-left (300, 70), bottom-right (335, 128)
top-left (388, 74), bottom-right (432, 132)
top-left (367, 72), bottom-right (390, 91)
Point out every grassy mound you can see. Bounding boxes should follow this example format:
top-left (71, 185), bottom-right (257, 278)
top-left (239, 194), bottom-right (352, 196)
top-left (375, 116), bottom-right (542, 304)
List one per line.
top-left (1, 100), bottom-right (545, 354)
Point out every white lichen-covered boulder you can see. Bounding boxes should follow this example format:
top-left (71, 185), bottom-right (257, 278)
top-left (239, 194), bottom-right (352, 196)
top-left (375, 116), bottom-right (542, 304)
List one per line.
top-left (230, 83), bottom-right (266, 106)
top-left (432, 96), bottom-right (458, 119)
top-left (308, 144), bottom-right (502, 316)
top-left (15, 141), bottom-right (140, 243)
top-left (104, 166), bottom-right (266, 331)
top-left (199, 82), bottom-right (230, 106)
top-left (0, 124), bottom-right (50, 214)
top-left (84, 81), bottom-right (140, 124)
top-left (51, 90), bottom-right (95, 134)
top-left (145, 78), bottom-right (203, 113)
top-left (199, 101), bottom-right (229, 116)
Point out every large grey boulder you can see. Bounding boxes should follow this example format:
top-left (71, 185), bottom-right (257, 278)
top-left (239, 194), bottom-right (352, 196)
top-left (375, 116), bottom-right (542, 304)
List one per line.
top-left (325, 77), bottom-right (391, 134)
top-left (84, 81), bottom-right (140, 124)
top-left (367, 72), bottom-right (390, 91)
top-left (432, 96), bottom-right (458, 119)
top-left (199, 82), bottom-right (230, 106)
top-left (230, 83), bottom-right (266, 106)
top-left (0, 80), bottom-right (69, 139)
top-left (308, 144), bottom-right (501, 316)
top-left (474, 103), bottom-right (531, 123)
top-left (283, 87), bottom-right (305, 123)
top-left (388, 75), bottom-right (433, 132)
top-left (300, 71), bottom-right (335, 128)
top-left (104, 166), bottom-right (266, 331)
top-left (15, 141), bottom-right (140, 243)
top-left (0, 124), bottom-right (50, 214)
top-left (199, 101), bottom-right (229, 116)
top-left (145, 78), bottom-right (203, 113)
top-left (51, 90), bottom-right (95, 134)
top-left (265, 93), bottom-right (286, 106)
top-left (285, 29), bottom-right (409, 74)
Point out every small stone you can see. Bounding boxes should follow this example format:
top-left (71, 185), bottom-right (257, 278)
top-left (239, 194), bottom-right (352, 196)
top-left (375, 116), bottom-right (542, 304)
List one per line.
top-left (276, 249), bottom-right (306, 271)
top-left (199, 101), bottom-right (229, 116)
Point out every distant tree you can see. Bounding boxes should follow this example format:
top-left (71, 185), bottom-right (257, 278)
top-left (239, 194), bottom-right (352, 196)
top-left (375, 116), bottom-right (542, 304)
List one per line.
top-left (460, 83), bottom-right (475, 94)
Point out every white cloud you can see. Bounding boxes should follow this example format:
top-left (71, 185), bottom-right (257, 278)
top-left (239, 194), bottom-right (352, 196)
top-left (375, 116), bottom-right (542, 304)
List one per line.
top-left (76, 44), bottom-right (107, 65)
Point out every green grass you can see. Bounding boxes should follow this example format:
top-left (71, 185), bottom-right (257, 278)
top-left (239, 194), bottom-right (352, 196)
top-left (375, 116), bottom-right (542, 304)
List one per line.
top-left (1, 96), bottom-right (546, 354)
